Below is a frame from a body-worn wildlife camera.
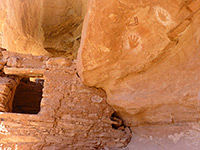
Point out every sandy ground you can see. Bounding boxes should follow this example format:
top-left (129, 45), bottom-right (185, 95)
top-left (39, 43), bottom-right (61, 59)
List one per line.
top-left (124, 122), bottom-right (200, 150)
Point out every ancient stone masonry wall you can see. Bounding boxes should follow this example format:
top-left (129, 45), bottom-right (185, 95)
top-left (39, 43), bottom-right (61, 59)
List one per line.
top-left (0, 76), bottom-right (19, 112)
top-left (0, 48), bottom-right (131, 150)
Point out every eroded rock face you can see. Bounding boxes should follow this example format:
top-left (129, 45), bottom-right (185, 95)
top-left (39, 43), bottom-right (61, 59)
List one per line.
top-left (0, 0), bottom-right (88, 57)
top-left (0, 0), bottom-right (46, 55)
top-left (42, 0), bottom-right (87, 58)
top-left (78, 0), bottom-right (200, 126)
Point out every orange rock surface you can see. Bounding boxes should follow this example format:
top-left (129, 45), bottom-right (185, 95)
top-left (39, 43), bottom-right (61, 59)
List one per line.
top-left (0, 0), bottom-right (88, 57)
top-left (78, 0), bottom-right (200, 126)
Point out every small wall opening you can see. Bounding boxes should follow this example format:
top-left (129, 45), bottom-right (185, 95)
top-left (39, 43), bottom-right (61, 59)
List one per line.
top-left (12, 78), bottom-right (44, 114)
top-left (111, 112), bottom-right (128, 131)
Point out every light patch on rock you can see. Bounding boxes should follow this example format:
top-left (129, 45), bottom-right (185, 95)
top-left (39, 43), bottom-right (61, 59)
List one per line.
top-left (149, 135), bottom-right (154, 141)
top-left (99, 45), bottom-right (110, 52)
top-left (109, 13), bottom-right (117, 23)
top-left (168, 132), bottom-right (184, 144)
top-left (195, 29), bottom-right (200, 45)
top-left (0, 144), bottom-right (18, 150)
top-left (0, 121), bottom-right (9, 135)
top-left (91, 95), bottom-right (103, 103)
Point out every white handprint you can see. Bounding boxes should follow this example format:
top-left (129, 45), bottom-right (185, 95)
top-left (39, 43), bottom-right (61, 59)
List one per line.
top-left (155, 6), bottom-right (171, 26)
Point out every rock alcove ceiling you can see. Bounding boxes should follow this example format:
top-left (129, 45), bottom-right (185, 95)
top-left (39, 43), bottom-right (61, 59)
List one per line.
top-left (0, 0), bottom-right (200, 149)
top-left (0, 0), bottom-right (89, 58)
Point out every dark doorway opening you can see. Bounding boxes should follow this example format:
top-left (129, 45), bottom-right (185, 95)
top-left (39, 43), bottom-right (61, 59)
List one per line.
top-left (12, 78), bottom-right (44, 114)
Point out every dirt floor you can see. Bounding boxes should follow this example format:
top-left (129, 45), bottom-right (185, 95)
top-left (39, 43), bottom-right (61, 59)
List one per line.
top-left (124, 123), bottom-right (200, 150)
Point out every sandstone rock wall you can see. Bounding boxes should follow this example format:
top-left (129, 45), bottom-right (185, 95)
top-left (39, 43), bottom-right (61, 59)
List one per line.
top-left (0, 0), bottom-right (88, 58)
top-left (1, 0), bottom-right (46, 56)
top-left (77, 0), bottom-right (200, 126)
top-left (0, 49), bottom-right (131, 149)
top-left (42, 0), bottom-right (86, 58)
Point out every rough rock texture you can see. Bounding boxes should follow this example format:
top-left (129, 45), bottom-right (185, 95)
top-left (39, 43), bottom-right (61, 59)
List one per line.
top-left (78, 0), bottom-right (200, 126)
top-left (42, 0), bottom-right (86, 58)
top-left (0, 48), bottom-right (131, 150)
top-left (0, 0), bottom-right (88, 58)
top-left (0, 0), bottom-right (46, 56)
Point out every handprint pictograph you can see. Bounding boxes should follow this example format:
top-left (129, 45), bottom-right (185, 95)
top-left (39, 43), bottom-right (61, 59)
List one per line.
top-left (128, 34), bottom-right (139, 49)
top-left (123, 32), bottom-right (142, 52)
top-left (158, 9), bottom-right (168, 22)
top-left (154, 6), bottom-right (171, 26)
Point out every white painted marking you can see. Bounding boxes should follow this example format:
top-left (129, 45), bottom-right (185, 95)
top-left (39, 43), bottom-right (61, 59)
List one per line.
top-left (154, 6), bottom-right (172, 26)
